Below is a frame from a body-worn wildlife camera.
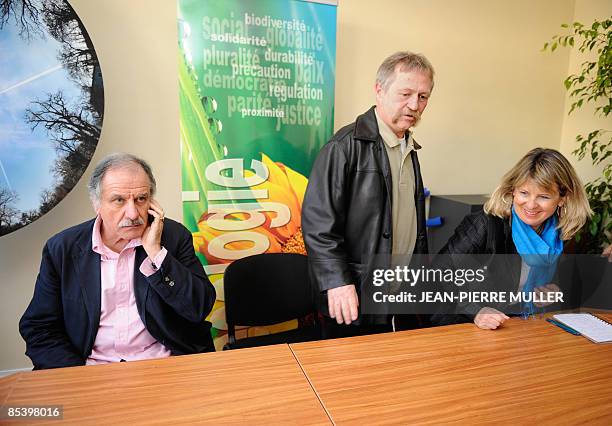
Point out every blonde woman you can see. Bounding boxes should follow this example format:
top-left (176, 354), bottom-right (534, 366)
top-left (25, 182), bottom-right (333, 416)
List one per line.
top-left (436, 148), bottom-right (608, 330)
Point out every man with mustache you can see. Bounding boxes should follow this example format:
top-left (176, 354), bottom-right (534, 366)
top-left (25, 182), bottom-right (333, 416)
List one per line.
top-left (20, 153), bottom-right (216, 369)
top-left (302, 52), bottom-right (433, 336)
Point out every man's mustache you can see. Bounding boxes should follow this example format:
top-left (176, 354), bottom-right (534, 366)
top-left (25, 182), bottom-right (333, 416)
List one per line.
top-left (119, 218), bottom-right (145, 228)
top-left (405, 110), bottom-right (420, 121)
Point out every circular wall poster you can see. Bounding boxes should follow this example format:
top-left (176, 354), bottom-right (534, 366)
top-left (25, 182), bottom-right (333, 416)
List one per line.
top-left (0, 0), bottom-right (103, 237)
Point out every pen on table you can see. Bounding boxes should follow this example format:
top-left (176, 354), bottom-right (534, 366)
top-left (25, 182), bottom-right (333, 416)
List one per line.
top-left (546, 318), bottom-right (581, 336)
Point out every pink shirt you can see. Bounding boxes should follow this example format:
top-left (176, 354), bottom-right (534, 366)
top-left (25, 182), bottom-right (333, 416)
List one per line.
top-left (86, 216), bottom-right (171, 365)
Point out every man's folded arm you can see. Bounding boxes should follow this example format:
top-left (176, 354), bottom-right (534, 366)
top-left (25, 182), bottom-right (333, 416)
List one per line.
top-left (142, 226), bottom-right (216, 323)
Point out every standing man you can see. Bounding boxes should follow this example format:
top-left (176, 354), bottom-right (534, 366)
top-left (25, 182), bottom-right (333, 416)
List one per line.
top-left (302, 52), bottom-right (434, 336)
top-left (20, 153), bottom-right (216, 369)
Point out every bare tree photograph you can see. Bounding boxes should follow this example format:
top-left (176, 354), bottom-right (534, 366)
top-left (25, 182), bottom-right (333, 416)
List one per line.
top-left (0, 0), bottom-right (103, 236)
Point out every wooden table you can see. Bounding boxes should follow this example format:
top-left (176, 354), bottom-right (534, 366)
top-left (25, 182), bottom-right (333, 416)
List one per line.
top-left (2, 317), bottom-right (611, 424)
top-left (0, 345), bottom-right (331, 425)
top-left (290, 317), bottom-right (612, 424)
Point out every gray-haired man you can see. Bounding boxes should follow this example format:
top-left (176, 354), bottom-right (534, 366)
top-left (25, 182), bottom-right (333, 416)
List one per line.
top-left (20, 153), bottom-right (216, 369)
top-left (302, 52), bottom-right (433, 336)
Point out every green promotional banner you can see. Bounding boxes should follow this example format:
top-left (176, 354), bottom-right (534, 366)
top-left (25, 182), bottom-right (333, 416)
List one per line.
top-left (178, 0), bottom-right (337, 348)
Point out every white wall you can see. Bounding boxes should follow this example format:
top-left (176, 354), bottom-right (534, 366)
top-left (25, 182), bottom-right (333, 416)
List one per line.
top-left (335, 0), bottom-right (575, 195)
top-left (1, 0), bottom-right (609, 371)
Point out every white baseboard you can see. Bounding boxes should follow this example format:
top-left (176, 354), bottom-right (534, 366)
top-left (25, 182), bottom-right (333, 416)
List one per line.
top-left (0, 367), bottom-right (31, 377)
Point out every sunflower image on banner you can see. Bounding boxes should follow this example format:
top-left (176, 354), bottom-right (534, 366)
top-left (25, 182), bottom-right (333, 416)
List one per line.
top-left (178, 0), bottom-right (337, 349)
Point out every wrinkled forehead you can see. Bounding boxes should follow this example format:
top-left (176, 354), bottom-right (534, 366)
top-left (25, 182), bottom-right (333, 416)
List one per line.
top-left (387, 65), bottom-right (434, 91)
top-left (101, 165), bottom-right (152, 195)
top-left (396, 63), bottom-right (433, 80)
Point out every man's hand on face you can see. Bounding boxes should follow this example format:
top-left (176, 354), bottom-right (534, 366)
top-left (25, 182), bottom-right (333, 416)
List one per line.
top-left (142, 199), bottom-right (164, 259)
top-left (327, 284), bottom-right (359, 325)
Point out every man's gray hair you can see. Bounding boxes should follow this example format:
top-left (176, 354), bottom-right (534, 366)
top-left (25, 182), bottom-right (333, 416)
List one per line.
top-left (88, 153), bottom-right (156, 205)
top-left (376, 51), bottom-right (435, 90)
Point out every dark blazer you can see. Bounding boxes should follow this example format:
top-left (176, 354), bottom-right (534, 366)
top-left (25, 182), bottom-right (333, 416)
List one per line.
top-left (19, 218), bottom-right (216, 369)
top-left (302, 106), bottom-right (427, 324)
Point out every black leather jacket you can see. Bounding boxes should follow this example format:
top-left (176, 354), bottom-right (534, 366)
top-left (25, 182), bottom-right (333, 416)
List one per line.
top-left (302, 106), bottom-right (428, 319)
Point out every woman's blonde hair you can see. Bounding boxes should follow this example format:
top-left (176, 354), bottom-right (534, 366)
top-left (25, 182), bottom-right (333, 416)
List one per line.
top-left (484, 148), bottom-right (592, 240)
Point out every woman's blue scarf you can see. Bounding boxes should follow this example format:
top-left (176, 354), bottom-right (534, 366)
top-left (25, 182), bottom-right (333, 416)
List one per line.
top-left (511, 206), bottom-right (563, 317)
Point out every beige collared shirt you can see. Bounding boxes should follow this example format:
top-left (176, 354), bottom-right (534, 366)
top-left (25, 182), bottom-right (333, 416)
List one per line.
top-left (375, 109), bottom-right (418, 256)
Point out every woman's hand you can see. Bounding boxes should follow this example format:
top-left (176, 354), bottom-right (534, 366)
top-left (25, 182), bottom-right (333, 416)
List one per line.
top-left (602, 244), bottom-right (612, 262)
top-left (474, 307), bottom-right (509, 330)
top-left (533, 283), bottom-right (562, 307)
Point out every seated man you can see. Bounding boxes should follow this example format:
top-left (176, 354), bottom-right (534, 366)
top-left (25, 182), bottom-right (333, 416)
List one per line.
top-left (20, 153), bottom-right (216, 369)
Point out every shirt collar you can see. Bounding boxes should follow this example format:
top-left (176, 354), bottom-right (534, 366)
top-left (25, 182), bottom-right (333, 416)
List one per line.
top-left (374, 108), bottom-right (415, 152)
top-left (92, 215), bottom-right (142, 256)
